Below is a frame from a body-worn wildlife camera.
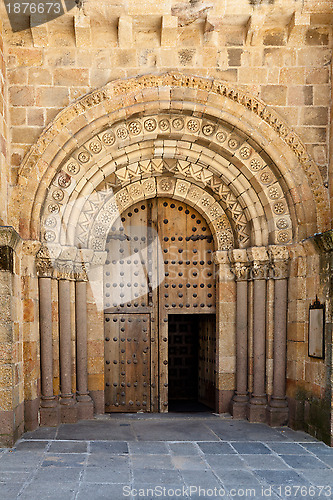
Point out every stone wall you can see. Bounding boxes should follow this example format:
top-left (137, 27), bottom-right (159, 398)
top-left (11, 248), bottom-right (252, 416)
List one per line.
top-left (287, 239), bottom-right (333, 444)
top-left (0, 19), bottom-right (8, 224)
top-left (0, 228), bottom-right (24, 447)
top-left (0, 0), bottom-right (332, 444)
top-left (1, 0), bottom-right (331, 197)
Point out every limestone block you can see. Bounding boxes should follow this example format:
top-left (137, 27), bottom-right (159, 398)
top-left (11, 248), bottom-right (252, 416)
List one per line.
top-left (287, 12), bottom-right (310, 44)
top-left (261, 85), bottom-right (287, 106)
top-left (161, 15), bottom-right (178, 47)
top-left (118, 16), bottom-right (133, 48)
top-left (300, 107), bottom-right (328, 126)
top-left (74, 14), bottom-right (91, 48)
top-left (30, 16), bottom-right (49, 48)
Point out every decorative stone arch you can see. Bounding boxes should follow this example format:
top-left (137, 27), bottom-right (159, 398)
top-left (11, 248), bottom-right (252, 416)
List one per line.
top-left (38, 112), bottom-right (296, 253)
top-left (15, 72), bottom-right (328, 244)
top-left (21, 72), bottom-right (326, 427)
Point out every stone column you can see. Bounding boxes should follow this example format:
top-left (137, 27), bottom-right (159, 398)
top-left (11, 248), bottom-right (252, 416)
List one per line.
top-left (213, 251), bottom-right (236, 413)
top-left (247, 247), bottom-right (269, 423)
top-left (38, 272), bottom-right (59, 426)
top-left (268, 246), bottom-right (290, 426)
top-left (75, 265), bottom-right (94, 420)
top-left (58, 263), bottom-right (77, 423)
top-left (230, 250), bottom-right (250, 419)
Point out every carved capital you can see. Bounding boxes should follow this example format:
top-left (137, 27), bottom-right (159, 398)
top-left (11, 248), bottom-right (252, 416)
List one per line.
top-left (36, 258), bottom-right (54, 278)
top-left (231, 262), bottom-right (250, 281)
top-left (250, 261), bottom-right (269, 280)
top-left (36, 245), bottom-right (54, 277)
top-left (270, 259), bottom-right (289, 280)
top-left (56, 261), bottom-right (75, 280)
top-left (73, 262), bottom-right (89, 281)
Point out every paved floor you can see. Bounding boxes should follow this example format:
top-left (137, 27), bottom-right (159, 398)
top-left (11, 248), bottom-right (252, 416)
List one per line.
top-left (1, 413), bottom-right (333, 499)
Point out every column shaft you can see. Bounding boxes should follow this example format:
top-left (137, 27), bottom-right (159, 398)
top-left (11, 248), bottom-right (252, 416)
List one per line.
top-left (231, 279), bottom-right (249, 418)
top-left (38, 276), bottom-right (59, 426)
top-left (268, 277), bottom-right (289, 425)
top-left (248, 273), bottom-right (267, 423)
top-left (75, 280), bottom-right (94, 419)
top-left (59, 279), bottom-right (73, 400)
top-left (58, 279), bottom-right (77, 422)
top-left (39, 277), bottom-right (55, 403)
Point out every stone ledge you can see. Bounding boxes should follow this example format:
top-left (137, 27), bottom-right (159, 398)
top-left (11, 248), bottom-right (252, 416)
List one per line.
top-left (0, 226), bottom-right (21, 250)
top-left (309, 230), bottom-right (333, 253)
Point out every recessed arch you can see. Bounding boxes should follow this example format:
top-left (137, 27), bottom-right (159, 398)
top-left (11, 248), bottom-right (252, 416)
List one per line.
top-left (15, 73), bottom-right (327, 244)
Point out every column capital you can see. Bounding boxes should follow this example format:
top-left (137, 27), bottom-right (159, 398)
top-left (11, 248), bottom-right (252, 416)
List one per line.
top-left (36, 258), bottom-right (54, 278)
top-left (270, 259), bottom-right (289, 280)
top-left (231, 261), bottom-right (250, 281)
top-left (268, 245), bottom-right (290, 280)
top-left (36, 246), bottom-right (54, 278)
top-left (56, 261), bottom-right (75, 280)
top-left (73, 262), bottom-right (89, 281)
top-left (229, 249), bottom-right (250, 281)
top-left (250, 261), bottom-right (270, 280)
top-left (247, 247), bottom-right (269, 280)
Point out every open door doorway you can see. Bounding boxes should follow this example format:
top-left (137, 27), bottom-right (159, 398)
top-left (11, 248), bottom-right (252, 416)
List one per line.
top-left (168, 314), bottom-right (216, 412)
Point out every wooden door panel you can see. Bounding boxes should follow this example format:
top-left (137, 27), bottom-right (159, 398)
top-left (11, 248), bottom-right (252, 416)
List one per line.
top-left (104, 197), bottom-right (217, 413)
top-left (104, 313), bottom-right (151, 412)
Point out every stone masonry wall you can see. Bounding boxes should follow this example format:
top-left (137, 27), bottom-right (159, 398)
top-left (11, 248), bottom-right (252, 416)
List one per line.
top-left (0, 19), bottom-right (8, 224)
top-left (287, 240), bottom-right (332, 443)
top-left (0, 0), bottom-right (332, 442)
top-left (1, 1), bottom-right (331, 195)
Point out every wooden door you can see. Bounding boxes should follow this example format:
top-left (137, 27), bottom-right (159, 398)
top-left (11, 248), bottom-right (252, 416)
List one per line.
top-left (104, 313), bottom-right (151, 412)
top-left (103, 197), bottom-right (216, 412)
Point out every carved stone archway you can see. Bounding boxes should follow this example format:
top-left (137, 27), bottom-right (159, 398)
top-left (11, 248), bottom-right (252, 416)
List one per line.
top-left (23, 72), bottom-right (319, 428)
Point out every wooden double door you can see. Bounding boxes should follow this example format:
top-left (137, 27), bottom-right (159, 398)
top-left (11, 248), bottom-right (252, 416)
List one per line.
top-left (104, 197), bottom-right (216, 412)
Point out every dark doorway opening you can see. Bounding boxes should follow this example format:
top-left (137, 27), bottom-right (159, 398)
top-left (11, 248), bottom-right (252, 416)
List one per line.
top-left (168, 314), bottom-right (216, 412)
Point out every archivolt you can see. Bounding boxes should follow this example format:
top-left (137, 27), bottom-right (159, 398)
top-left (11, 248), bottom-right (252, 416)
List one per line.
top-left (40, 112), bottom-right (293, 251)
top-left (15, 73), bottom-right (327, 242)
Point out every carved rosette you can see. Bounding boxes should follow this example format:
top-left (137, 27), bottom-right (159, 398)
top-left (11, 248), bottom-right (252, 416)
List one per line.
top-left (270, 259), bottom-right (289, 280)
top-left (231, 262), bottom-right (250, 282)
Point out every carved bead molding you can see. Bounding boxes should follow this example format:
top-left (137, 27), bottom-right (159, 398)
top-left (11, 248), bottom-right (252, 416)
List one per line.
top-left (20, 72), bottom-right (326, 227)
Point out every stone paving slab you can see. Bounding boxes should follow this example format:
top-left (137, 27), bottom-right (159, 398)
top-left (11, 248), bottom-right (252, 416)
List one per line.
top-left (0, 415), bottom-right (333, 499)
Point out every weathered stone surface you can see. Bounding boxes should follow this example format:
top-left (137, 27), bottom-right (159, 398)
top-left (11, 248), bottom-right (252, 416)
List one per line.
top-left (0, 0), bottom-right (332, 448)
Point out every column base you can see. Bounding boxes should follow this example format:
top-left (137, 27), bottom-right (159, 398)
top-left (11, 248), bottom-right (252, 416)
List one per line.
top-left (40, 405), bottom-right (60, 427)
top-left (60, 402), bottom-right (78, 423)
top-left (267, 405), bottom-right (289, 427)
top-left (231, 399), bottom-right (248, 419)
top-left (247, 400), bottom-right (267, 423)
top-left (77, 395), bottom-right (94, 420)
